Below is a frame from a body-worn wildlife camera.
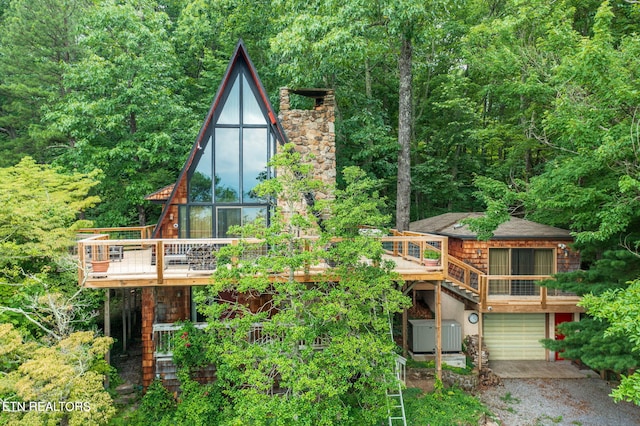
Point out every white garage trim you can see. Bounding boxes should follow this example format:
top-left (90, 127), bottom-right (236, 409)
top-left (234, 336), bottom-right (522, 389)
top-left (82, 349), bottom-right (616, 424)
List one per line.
top-left (483, 313), bottom-right (546, 360)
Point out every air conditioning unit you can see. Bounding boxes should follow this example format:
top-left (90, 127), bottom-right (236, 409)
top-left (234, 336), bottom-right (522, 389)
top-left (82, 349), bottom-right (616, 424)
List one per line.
top-left (408, 319), bottom-right (462, 353)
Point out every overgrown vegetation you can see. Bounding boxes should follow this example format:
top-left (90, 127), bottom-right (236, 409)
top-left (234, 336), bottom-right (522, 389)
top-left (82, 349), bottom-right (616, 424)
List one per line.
top-left (0, 159), bottom-right (113, 425)
top-left (403, 387), bottom-right (493, 426)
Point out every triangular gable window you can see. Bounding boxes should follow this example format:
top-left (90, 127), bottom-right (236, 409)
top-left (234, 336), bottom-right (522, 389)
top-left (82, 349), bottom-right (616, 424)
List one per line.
top-left (242, 75), bottom-right (266, 125)
top-left (183, 58), bottom-right (276, 238)
top-left (217, 75), bottom-right (240, 125)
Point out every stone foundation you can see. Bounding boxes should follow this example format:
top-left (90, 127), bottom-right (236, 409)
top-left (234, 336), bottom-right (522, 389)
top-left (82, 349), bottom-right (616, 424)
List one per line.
top-left (442, 369), bottom-right (479, 392)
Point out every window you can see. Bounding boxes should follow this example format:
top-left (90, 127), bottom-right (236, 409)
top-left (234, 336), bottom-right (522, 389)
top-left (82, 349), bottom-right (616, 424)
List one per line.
top-left (182, 61), bottom-right (275, 238)
top-left (488, 248), bottom-right (554, 296)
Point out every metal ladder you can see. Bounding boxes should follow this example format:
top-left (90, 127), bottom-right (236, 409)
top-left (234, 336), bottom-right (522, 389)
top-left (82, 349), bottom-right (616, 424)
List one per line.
top-left (386, 311), bottom-right (407, 426)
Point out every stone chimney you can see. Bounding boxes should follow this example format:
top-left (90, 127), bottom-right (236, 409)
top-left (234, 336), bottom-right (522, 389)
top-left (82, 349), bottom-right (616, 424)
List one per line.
top-left (278, 88), bottom-right (336, 199)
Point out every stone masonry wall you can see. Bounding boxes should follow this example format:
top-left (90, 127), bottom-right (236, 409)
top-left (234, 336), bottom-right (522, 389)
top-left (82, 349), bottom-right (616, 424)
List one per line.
top-left (278, 88), bottom-right (336, 200)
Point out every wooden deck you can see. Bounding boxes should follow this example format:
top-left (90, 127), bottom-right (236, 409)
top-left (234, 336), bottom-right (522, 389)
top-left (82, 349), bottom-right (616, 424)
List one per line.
top-left (76, 229), bottom-right (582, 313)
top-left (77, 233), bottom-right (448, 288)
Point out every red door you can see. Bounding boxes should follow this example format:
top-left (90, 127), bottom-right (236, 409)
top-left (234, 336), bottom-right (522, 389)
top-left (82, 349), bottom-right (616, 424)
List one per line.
top-left (554, 313), bottom-right (574, 360)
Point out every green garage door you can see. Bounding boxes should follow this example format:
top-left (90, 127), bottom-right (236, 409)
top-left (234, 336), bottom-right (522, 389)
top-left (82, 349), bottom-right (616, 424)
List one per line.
top-left (483, 313), bottom-right (546, 360)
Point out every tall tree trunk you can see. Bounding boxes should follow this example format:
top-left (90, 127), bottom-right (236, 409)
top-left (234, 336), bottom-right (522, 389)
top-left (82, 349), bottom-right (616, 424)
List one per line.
top-left (396, 35), bottom-right (412, 232)
top-left (137, 205), bottom-right (146, 226)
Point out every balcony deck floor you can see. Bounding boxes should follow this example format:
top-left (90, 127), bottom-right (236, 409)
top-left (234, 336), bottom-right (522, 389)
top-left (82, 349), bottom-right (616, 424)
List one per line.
top-left (82, 247), bottom-right (445, 288)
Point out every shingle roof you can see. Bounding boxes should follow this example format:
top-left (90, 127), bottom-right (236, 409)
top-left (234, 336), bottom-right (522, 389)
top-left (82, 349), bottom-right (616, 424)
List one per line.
top-left (409, 212), bottom-right (573, 240)
top-left (145, 184), bottom-right (175, 202)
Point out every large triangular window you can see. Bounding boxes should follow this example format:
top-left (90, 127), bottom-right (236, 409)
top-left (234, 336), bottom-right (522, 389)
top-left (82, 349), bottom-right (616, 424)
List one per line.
top-left (182, 61), bottom-right (277, 238)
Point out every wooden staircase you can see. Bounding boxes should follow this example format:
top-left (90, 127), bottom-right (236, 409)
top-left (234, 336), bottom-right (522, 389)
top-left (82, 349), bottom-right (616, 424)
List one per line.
top-left (443, 256), bottom-right (484, 305)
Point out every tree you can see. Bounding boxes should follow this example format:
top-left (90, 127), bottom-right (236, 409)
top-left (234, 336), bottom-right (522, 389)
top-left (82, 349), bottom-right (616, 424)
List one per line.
top-left (0, 324), bottom-right (115, 425)
top-left (190, 147), bottom-right (409, 425)
top-left (0, 157), bottom-right (99, 260)
top-left (271, 0), bottom-right (462, 227)
top-left (0, 0), bottom-right (89, 166)
top-left (466, 2), bottom-right (640, 242)
top-left (0, 157), bottom-right (101, 338)
top-left (580, 279), bottom-right (640, 405)
top-left (49, 0), bottom-right (195, 226)
top-left (466, 3), bottom-right (640, 404)
top-left (171, 0), bottom-right (278, 119)
top-left (541, 250), bottom-right (640, 385)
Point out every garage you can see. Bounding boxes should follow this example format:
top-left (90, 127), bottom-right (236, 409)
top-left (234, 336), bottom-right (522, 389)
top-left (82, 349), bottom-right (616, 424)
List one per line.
top-left (483, 313), bottom-right (546, 360)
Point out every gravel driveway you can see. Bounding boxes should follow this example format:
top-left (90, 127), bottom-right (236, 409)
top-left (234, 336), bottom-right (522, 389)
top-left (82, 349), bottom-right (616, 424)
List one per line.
top-left (479, 377), bottom-right (640, 426)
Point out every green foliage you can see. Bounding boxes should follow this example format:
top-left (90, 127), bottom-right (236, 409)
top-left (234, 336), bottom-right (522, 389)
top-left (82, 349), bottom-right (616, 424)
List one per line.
top-left (580, 279), bottom-right (640, 404)
top-left (463, 176), bottom-right (519, 241)
top-left (172, 322), bottom-right (209, 373)
top-left (542, 317), bottom-right (637, 373)
top-left (0, 157), bottom-right (99, 261)
top-left (0, 0), bottom-right (88, 166)
top-left (403, 387), bottom-right (492, 426)
top-left (192, 155), bottom-right (410, 425)
top-left (49, 0), bottom-right (195, 226)
top-left (0, 158), bottom-right (102, 339)
top-left (404, 358), bottom-right (472, 375)
top-left (173, 371), bottom-right (225, 426)
top-left (137, 379), bottom-right (177, 425)
top-left (0, 326), bottom-right (115, 425)
top-left (541, 252), bottom-right (640, 391)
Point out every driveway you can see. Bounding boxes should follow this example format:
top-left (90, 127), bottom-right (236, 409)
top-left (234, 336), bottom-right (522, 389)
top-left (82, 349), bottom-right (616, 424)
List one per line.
top-left (479, 361), bottom-right (640, 426)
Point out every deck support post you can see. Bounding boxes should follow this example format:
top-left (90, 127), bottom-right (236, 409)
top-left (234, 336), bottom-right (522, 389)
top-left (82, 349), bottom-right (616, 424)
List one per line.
top-left (104, 289), bottom-right (111, 388)
top-left (402, 293), bottom-right (408, 357)
top-left (122, 288), bottom-right (128, 353)
top-left (127, 289), bottom-right (133, 341)
top-left (436, 280), bottom-right (442, 381)
top-left (478, 311), bottom-right (483, 370)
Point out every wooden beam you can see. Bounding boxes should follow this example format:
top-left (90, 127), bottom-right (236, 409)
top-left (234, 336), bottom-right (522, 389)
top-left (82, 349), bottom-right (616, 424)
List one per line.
top-left (411, 282), bottom-right (436, 291)
top-left (480, 303), bottom-right (584, 313)
top-left (127, 289), bottom-right (132, 341)
top-left (83, 270), bottom-right (448, 288)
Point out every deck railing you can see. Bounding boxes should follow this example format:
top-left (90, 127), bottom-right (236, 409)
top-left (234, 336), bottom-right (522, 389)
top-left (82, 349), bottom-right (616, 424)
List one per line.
top-left (77, 225), bottom-right (155, 241)
top-left (76, 226), bottom-right (576, 309)
top-left (77, 230), bottom-right (449, 286)
top-left (153, 322), bottom-right (208, 358)
top-left (152, 322), bottom-right (406, 383)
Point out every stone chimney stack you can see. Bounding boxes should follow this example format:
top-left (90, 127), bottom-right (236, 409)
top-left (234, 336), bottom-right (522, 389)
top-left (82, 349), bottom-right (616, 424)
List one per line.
top-left (278, 88), bottom-right (336, 199)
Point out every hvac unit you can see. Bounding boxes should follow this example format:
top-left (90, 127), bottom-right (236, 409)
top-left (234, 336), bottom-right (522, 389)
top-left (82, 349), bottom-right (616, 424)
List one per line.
top-left (408, 319), bottom-right (462, 353)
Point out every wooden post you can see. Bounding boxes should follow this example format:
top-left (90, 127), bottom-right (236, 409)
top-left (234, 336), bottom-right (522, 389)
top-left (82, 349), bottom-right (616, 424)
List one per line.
top-left (436, 281), bottom-right (442, 381)
top-left (104, 289), bottom-right (111, 388)
top-left (78, 241), bottom-right (86, 286)
top-left (127, 289), bottom-right (132, 341)
top-left (156, 241), bottom-right (164, 284)
top-left (122, 288), bottom-right (127, 353)
top-left (402, 306), bottom-right (408, 357)
top-left (478, 311), bottom-right (483, 370)
top-left (441, 237), bottom-right (449, 276)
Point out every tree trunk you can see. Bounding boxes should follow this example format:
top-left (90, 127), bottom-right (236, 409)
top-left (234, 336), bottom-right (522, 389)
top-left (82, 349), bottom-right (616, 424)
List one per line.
top-left (137, 204), bottom-right (146, 226)
top-left (396, 35), bottom-right (412, 232)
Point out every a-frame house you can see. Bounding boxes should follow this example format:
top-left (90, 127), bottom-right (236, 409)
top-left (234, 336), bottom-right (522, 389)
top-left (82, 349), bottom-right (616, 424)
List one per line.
top-left (77, 42), bottom-right (583, 393)
top-left (139, 41), bottom-right (339, 388)
top-left (151, 41), bottom-right (287, 241)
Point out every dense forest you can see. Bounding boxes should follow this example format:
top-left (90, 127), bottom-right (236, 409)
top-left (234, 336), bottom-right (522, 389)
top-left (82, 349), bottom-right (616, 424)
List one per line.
top-left (1, 0), bottom-right (640, 422)
top-left (0, 0), bottom-right (639, 239)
